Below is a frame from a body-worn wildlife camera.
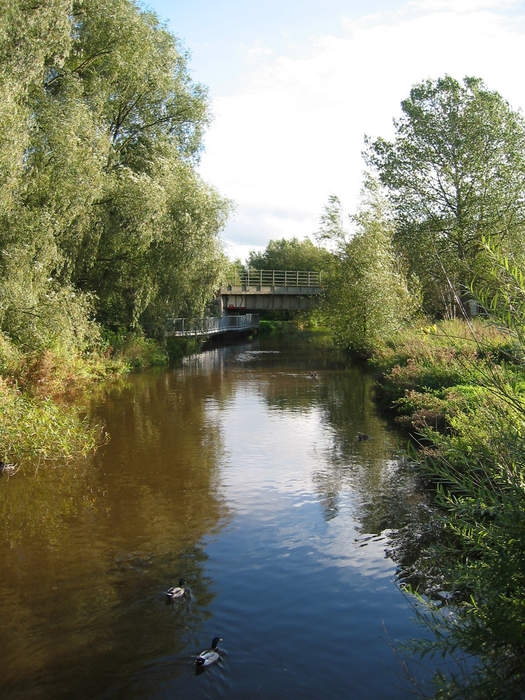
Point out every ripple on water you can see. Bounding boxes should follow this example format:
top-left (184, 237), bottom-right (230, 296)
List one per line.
top-left (0, 338), bottom-right (442, 700)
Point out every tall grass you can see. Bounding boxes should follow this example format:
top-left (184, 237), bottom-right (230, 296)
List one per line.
top-left (374, 248), bottom-right (525, 698)
top-left (0, 333), bottom-right (117, 469)
top-left (0, 379), bottom-right (104, 469)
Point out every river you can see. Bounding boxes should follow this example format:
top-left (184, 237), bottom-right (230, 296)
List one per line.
top-left (0, 332), bottom-right (441, 699)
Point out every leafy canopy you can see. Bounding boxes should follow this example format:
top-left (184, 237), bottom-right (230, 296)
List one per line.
top-left (0, 0), bottom-right (231, 351)
top-left (366, 76), bottom-right (525, 315)
top-left (247, 237), bottom-right (332, 271)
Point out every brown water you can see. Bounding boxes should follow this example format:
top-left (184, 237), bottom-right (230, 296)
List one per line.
top-left (0, 334), bottom-right (439, 699)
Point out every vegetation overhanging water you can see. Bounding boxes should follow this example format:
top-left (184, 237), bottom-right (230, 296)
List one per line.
top-left (0, 333), bottom-right (453, 699)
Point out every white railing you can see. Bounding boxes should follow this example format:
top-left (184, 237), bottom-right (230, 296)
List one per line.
top-left (166, 314), bottom-right (259, 337)
top-left (224, 269), bottom-right (321, 289)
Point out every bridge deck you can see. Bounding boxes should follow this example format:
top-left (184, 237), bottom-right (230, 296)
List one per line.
top-left (166, 314), bottom-right (259, 338)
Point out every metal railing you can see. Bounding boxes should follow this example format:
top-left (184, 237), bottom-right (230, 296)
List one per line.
top-left (224, 269), bottom-right (321, 289)
top-left (166, 314), bottom-right (259, 337)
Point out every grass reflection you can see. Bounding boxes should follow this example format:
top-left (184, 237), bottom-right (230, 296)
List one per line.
top-left (0, 367), bottom-right (231, 698)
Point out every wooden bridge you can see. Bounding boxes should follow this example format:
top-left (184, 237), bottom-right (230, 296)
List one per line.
top-left (220, 268), bottom-right (322, 312)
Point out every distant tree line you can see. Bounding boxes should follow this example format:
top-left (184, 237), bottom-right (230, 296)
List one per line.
top-left (246, 237), bottom-right (332, 272)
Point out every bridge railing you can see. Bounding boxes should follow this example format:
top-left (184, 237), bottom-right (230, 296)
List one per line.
top-left (166, 314), bottom-right (259, 337)
top-left (224, 269), bottom-right (321, 289)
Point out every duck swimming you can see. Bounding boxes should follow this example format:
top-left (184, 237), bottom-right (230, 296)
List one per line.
top-left (0, 460), bottom-right (15, 475)
top-left (164, 578), bottom-right (188, 600)
top-left (195, 637), bottom-right (223, 667)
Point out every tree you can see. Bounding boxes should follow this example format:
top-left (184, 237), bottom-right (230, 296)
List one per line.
top-left (323, 183), bottom-right (420, 356)
top-left (247, 237), bottom-right (332, 271)
top-left (365, 76), bottom-right (525, 315)
top-left (0, 0), bottom-right (73, 214)
top-left (0, 0), bottom-right (230, 350)
top-left (316, 194), bottom-right (347, 247)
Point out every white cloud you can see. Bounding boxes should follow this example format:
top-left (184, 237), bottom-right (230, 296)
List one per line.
top-left (200, 1), bottom-right (525, 259)
top-left (407, 0), bottom-right (519, 11)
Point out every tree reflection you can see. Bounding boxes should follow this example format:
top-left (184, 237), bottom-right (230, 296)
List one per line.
top-left (0, 366), bottom-right (232, 698)
top-left (258, 358), bottom-right (429, 544)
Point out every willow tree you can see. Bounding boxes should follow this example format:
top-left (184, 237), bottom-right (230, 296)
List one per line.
top-left (0, 0), bottom-right (100, 352)
top-left (0, 0), bottom-right (230, 351)
top-left (321, 185), bottom-right (420, 355)
top-left (0, 0), bottom-right (72, 212)
top-left (366, 76), bottom-right (525, 315)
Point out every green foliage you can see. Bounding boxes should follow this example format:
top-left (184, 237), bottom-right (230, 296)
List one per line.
top-left (258, 319), bottom-right (287, 334)
top-left (473, 238), bottom-right (525, 343)
top-left (0, 0), bottom-right (73, 213)
top-left (107, 332), bottom-right (168, 369)
top-left (409, 396), bottom-right (525, 698)
top-left (322, 182), bottom-right (421, 356)
top-left (366, 76), bottom-right (525, 316)
top-left (0, 379), bottom-right (102, 468)
top-left (375, 262), bottom-right (525, 697)
top-left (316, 194), bottom-right (347, 246)
top-left (247, 236), bottom-right (333, 271)
top-left (0, 0), bottom-right (230, 355)
top-left (165, 335), bottom-right (203, 361)
top-left (0, 0), bottom-right (232, 467)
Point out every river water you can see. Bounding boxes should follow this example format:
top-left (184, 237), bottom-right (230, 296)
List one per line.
top-left (0, 333), bottom-right (439, 699)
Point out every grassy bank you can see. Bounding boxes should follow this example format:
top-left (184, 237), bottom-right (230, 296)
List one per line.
top-left (0, 328), bottom-right (210, 470)
top-left (0, 332), bottom-right (136, 470)
top-left (0, 343), bottom-right (118, 470)
top-left (369, 319), bottom-right (525, 698)
top-left (0, 379), bottom-right (103, 470)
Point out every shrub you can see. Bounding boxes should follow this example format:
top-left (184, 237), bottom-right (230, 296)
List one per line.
top-left (0, 379), bottom-right (103, 468)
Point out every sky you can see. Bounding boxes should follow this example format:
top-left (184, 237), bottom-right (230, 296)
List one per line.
top-left (145, 0), bottom-right (525, 261)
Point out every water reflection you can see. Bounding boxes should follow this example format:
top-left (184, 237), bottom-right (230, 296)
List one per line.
top-left (0, 334), bottom-right (438, 699)
top-left (0, 370), bottom-right (230, 699)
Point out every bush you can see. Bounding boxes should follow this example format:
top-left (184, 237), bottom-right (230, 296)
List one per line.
top-left (0, 379), bottom-right (103, 468)
top-left (378, 312), bottom-right (525, 697)
top-left (116, 335), bottom-right (168, 369)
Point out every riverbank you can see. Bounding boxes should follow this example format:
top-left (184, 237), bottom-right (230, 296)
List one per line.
top-left (0, 324), bottom-right (274, 469)
top-left (0, 330), bottom-right (444, 699)
top-left (367, 318), bottom-right (525, 698)
top-left (0, 325), bottom-right (268, 469)
top-left (0, 331), bottom-right (160, 469)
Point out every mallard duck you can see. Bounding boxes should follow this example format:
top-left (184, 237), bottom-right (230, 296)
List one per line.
top-left (164, 578), bottom-right (188, 600)
top-left (195, 637), bottom-right (222, 667)
top-left (0, 461), bottom-right (15, 475)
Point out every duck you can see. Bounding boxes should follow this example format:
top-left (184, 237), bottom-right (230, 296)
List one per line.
top-left (164, 578), bottom-right (188, 600)
top-left (195, 637), bottom-right (223, 667)
top-left (0, 460), bottom-right (15, 475)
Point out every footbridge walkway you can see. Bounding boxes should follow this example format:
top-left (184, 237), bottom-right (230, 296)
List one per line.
top-left (165, 314), bottom-right (259, 338)
top-left (165, 270), bottom-right (322, 338)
